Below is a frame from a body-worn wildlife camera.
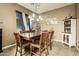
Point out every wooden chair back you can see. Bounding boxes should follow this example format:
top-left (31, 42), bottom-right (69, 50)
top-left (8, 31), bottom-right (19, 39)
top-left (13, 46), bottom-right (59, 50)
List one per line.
top-left (49, 31), bottom-right (54, 41)
top-left (30, 31), bottom-right (49, 56)
top-left (14, 33), bottom-right (21, 46)
top-left (40, 32), bottom-right (49, 48)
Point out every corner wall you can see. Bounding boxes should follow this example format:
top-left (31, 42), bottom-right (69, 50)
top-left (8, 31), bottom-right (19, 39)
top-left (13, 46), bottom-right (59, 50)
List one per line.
top-left (77, 4), bottom-right (79, 50)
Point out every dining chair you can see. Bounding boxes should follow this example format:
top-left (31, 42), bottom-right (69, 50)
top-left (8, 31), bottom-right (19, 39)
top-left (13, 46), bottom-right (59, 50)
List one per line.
top-left (30, 31), bottom-right (49, 56)
top-left (14, 33), bottom-right (30, 56)
top-left (48, 31), bottom-right (54, 50)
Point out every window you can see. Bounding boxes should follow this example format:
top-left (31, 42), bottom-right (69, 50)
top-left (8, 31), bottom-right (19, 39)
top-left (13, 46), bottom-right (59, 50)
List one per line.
top-left (25, 14), bottom-right (33, 30)
top-left (16, 11), bottom-right (25, 31)
top-left (16, 11), bottom-right (33, 31)
top-left (25, 14), bottom-right (30, 30)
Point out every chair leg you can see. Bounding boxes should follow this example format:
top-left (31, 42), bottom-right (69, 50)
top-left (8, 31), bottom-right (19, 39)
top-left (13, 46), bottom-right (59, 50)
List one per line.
top-left (20, 47), bottom-right (22, 56)
top-left (47, 48), bottom-right (49, 55)
top-left (15, 46), bottom-right (18, 56)
top-left (39, 48), bottom-right (41, 56)
top-left (45, 47), bottom-right (49, 56)
top-left (50, 42), bottom-right (52, 50)
top-left (30, 44), bottom-right (32, 56)
top-left (15, 52), bottom-right (17, 56)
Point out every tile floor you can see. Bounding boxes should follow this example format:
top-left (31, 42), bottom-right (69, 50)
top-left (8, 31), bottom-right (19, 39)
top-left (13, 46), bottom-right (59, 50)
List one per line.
top-left (0, 41), bottom-right (79, 56)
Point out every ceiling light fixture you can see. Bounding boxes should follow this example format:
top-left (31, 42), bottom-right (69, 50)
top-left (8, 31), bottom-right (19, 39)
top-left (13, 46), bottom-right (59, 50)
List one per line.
top-left (28, 3), bottom-right (43, 21)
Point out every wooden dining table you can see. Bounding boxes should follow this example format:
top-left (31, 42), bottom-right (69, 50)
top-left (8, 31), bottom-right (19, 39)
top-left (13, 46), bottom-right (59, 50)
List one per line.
top-left (19, 32), bottom-right (41, 54)
top-left (20, 33), bottom-right (41, 41)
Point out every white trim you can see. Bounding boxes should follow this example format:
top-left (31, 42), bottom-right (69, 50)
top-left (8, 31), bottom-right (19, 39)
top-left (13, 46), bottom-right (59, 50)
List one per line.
top-left (2, 44), bottom-right (16, 50)
top-left (22, 13), bottom-right (29, 30)
top-left (2, 40), bottom-right (61, 50)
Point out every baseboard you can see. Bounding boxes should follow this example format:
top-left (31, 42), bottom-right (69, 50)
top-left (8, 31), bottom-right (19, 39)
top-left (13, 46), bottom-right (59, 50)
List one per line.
top-left (2, 44), bottom-right (16, 50)
top-left (2, 40), bottom-right (61, 50)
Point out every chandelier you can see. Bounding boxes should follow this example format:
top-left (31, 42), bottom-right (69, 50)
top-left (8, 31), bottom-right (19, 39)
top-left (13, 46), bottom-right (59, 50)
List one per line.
top-left (28, 3), bottom-right (43, 21)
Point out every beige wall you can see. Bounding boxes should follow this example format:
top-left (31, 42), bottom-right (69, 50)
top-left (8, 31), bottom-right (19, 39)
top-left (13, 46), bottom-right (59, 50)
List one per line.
top-left (77, 4), bottom-right (79, 50)
top-left (0, 3), bottom-right (33, 47)
top-left (40, 4), bottom-right (76, 42)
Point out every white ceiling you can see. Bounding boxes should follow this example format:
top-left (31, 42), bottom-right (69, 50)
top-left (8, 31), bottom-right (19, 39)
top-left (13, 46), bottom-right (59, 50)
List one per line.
top-left (18, 3), bottom-right (72, 14)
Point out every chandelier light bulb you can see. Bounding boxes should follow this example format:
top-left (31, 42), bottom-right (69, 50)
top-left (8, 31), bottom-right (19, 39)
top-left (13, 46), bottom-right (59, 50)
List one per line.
top-left (28, 15), bottom-right (31, 19)
top-left (39, 16), bottom-right (41, 19)
top-left (32, 13), bottom-right (35, 18)
top-left (38, 16), bottom-right (43, 21)
top-left (40, 17), bottom-right (43, 20)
